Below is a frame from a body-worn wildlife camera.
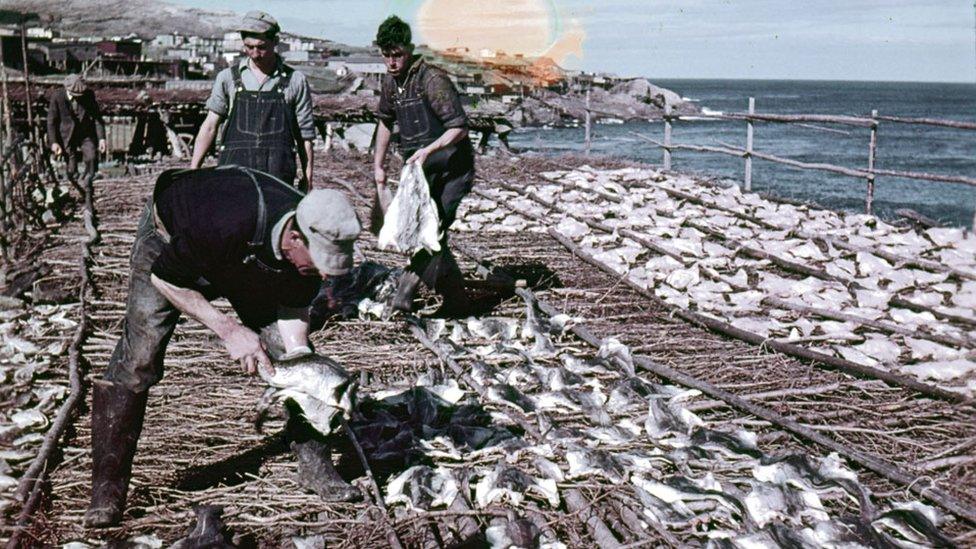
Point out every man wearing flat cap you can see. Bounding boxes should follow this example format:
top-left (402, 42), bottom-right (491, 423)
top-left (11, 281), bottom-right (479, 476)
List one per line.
top-left (46, 74), bottom-right (106, 191)
top-left (83, 166), bottom-right (362, 527)
top-left (191, 11), bottom-right (316, 191)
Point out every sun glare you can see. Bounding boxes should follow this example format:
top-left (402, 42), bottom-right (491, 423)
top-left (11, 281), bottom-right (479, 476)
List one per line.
top-left (415, 0), bottom-right (584, 64)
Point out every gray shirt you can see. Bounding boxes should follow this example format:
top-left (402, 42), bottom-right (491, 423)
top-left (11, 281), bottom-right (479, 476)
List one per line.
top-left (206, 57), bottom-right (316, 140)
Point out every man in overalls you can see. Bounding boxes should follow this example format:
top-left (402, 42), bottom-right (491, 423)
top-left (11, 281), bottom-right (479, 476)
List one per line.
top-left (372, 16), bottom-right (474, 317)
top-left (191, 11), bottom-right (315, 190)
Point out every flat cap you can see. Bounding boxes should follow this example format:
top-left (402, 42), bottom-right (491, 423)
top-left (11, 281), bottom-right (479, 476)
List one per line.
top-left (237, 10), bottom-right (280, 35)
top-left (295, 190), bottom-right (361, 276)
top-left (64, 74), bottom-right (87, 94)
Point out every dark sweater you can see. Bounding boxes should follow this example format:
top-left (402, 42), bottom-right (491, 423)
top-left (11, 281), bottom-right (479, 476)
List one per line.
top-left (151, 167), bottom-right (319, 317)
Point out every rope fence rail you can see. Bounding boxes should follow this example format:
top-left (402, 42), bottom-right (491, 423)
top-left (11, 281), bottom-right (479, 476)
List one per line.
top-left (604, 97), bottom-right (976, 228)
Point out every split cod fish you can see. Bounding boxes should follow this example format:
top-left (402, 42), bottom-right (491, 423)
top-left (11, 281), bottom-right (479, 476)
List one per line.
top-left (256, 351), bottom-right (357, 437)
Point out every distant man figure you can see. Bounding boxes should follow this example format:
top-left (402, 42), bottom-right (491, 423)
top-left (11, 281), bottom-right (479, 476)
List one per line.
top-left (83, 166), bottom-right (361, 527)
top-left (373, 16), bottom-right (474, 317)
top-left (47, 74), bottom-right (107, 191)
top-left (191, 11), bottom-right (315, 190)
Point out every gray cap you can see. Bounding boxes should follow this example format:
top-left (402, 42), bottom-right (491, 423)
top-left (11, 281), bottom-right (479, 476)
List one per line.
top-left (237, 10), bottom-right (280, 35)
top-left (296, 189), bottom-right (361, 276)
top-left (64, 74), bottom-right (87, 95)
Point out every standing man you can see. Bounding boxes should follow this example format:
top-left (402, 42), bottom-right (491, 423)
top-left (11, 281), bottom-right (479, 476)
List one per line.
top-left (373, 16), bottom-right (474, 317)
top-left (83, 166), bottom-right (362, 528)
top-left (47, 74), bottom-right (106, 191)
top-left (191, 11), bottom-right (316, 191)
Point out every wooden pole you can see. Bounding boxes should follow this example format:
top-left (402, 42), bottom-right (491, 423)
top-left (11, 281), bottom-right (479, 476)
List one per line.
top-left (0, 36), bottom-right (10, 137)
top-left (0, 38), bottom-right (7, 234)
top-left (584, 88), bottom-right (591, 155)
top-left (19, 22), bottom-right (35, 148)
top-left (662, 101), bottom-right (672, 170)
top-left (745, 97), bottom-right (754, 191)
top-left (866, 110), bottom-right (878, 215)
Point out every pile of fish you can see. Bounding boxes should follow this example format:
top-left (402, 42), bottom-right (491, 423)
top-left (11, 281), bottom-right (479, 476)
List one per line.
top-left (368, 296), bottom-right (952, 547)
top-left (0, 299), bottom-right (79, 515)
top-left (455, 167), bottom-right (976, 397)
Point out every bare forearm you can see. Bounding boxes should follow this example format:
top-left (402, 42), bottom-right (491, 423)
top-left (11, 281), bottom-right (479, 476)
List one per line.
top-left (150, 274), bottom-right (236, 339)
top-left (191, 114), bottom-right (221, 168)
top-left (426, 127), bottom-right (467, 153)
top-left (373, 123), bottom-right (392, 171)
top-left (190, 126), bottom-right (216, 168)
top-left (303, 140), bottom-right (314, 182)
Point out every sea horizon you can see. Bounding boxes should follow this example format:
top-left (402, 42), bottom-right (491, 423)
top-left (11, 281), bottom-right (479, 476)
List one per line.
top-left (643, 77), bottom-right (976, 86)
top-left (509, 78), bottom-right (976, 227)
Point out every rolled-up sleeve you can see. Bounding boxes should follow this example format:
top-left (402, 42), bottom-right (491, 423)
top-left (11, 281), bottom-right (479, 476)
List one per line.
top-left (291, 72), bottom-right (316, 140)
top-left (377, 77), bottom-right (396, 129)
top-left (425, 71), bottom-right (467, 129)
top-left (205, 69), bottom-right (233, 117)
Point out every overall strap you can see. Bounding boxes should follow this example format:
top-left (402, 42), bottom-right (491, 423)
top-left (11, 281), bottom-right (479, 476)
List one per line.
top-left (231, 166), bottom-right (305, 267)
top-left (220, 65), bottom-right (247, 146)
top-left (274, 63), bottom-right (294, 93)
top-left (238, 167), bottom-right (269, 265)
top-left (230, 64), bottom-right (245, 91)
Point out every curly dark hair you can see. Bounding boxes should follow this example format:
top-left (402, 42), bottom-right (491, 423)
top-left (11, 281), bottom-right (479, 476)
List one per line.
top-left (375, 15), bottom-right (412, 49)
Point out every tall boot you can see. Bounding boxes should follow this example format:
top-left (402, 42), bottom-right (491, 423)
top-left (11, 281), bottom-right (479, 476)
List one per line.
top-left (422, 249), bottom-right (471, 318)
top-left (391, 271), bottom-right (422, 313)
top-left (286, 409), bottom-right (360, 502)
top-left (84, 380), bottom-right (148, 528)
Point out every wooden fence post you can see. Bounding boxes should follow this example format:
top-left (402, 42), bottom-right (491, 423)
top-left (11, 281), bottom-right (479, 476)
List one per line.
top-left (866, 109), bottom-right (878, 215)
top-left (584, 88), bottom-right (592, 155)
top-left (663, 101), bottom-right (672, 171)
top-left (19, 22), bottom-right (36, 151)
top-left (745, 97), bottom-right (754, 191)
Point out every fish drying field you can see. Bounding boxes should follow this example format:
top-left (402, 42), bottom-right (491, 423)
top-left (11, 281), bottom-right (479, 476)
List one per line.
top-left (0, 152), bottom-right (974, 547)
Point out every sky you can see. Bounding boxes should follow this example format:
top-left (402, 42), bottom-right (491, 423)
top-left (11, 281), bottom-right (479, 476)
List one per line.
top-left (171, 0), bottom-right (976, 83)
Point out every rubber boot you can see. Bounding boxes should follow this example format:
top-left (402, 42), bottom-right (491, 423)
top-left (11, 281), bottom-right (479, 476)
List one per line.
top-left (291, 439), bottom-right (361, 502)
top-left (83, 380), bottom-right (148, 528)
top-left (422, 249), bottom-right (471, 318)
top-left (391, 271), bottom-right (422, 313)
top-left (171, 505), bottom-right (234, 548)
top-left (286, 410), bottom-right (360, 502)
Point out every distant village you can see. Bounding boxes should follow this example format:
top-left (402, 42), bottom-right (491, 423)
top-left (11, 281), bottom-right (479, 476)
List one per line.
top-left (0, 9), bottom-right (627, 100)
top-left (0, 8), bottom-right (694, 161)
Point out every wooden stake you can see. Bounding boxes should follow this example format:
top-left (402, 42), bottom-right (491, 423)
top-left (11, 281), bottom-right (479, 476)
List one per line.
top-left (342, 417), bottom-right (406, 549)
top-left (745, 97), bottom-right (754, 191)
top-left (19, 21), bottom-right (37, 166)
top-left (867, 110), bottom-right (878, 215)
top-left (584, 88), bottom-right (591, 155)
top-left (662, 101), bottom-right (672, 171)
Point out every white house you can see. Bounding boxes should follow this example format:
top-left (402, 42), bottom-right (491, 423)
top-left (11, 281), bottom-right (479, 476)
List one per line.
top-left (327, 56), bottom-right (386, 77)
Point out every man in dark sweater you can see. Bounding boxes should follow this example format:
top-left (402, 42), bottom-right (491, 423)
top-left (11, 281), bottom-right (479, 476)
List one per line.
top-left (84, 166), bottom-right (361, 528)
top-left (372, 16), bottom-right (474, 317)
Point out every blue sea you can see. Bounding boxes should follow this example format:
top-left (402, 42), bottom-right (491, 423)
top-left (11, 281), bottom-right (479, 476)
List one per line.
top-left (508, 80), bottom-right (976, 227)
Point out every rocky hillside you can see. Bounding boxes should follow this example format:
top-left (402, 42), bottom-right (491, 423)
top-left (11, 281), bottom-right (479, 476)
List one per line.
top-left (5, 0), bottom-right (240, 38)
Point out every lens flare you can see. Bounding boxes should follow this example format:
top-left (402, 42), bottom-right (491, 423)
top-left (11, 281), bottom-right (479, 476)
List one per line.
top-left (415, 0), bottom-right (584, 65)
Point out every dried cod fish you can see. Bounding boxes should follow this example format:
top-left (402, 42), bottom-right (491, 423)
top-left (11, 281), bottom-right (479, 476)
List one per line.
top-left (475, 465), bottom-right (560, 508)
top-left (257, 351), bottom-right (356, 437)
top-left (385, 465), bottom-right (459, 510)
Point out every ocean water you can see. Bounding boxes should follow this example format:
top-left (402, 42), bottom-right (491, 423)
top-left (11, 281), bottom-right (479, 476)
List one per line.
top-left (508, 80), bottom-right (976, 227)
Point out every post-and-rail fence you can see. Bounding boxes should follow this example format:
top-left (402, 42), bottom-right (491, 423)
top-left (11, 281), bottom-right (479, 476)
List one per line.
top-left (612, 97), bottom-right (976, 229)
